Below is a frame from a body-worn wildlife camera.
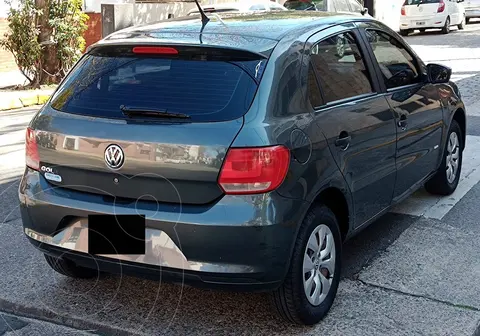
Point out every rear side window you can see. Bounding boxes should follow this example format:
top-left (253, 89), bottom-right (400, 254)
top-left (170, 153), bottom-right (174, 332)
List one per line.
top-left (51, 55), bottom-right (265, 122)
top-left (310, 32), bottom-right (373, 104)
top-left (404, 0), bottom-right (439, 4)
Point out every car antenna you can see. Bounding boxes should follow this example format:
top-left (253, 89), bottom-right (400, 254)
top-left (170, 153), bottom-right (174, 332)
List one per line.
top-left (195, 0), bottom-right (210, 30)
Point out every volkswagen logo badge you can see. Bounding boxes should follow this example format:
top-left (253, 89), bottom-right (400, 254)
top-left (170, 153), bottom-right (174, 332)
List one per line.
top-left (105, 144), bottom-right (125, 170)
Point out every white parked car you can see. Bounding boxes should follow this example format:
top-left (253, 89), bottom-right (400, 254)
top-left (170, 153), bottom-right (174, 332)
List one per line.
top-left (399, 0), bottom-right (466, 36)
top-left (187, 1), bottom-right (287, 15)
top-left (465, 0), bottom-right (480, 23)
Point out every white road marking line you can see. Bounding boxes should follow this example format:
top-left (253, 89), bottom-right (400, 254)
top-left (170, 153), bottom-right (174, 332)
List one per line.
top-left (391, 135), bottom-right (480, 220)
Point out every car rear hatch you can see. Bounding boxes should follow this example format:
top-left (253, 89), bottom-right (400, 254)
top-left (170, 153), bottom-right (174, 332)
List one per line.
top-left (29, 43), bottom-right (270, 205)
top-left (403, 0), bottom-right (442, 17)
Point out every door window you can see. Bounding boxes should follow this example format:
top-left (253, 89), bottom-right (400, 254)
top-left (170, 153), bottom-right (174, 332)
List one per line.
top-left (308, 65), bottom-right (324, 108)
top-left (366, 30), bottom-right (421, 89)
top-left (310, 31), bottom-right (373, 104)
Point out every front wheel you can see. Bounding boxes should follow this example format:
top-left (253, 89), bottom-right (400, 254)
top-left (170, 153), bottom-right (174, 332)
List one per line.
top-left (425, 120), bottom-right (463, 196)
top-left (400, 29), bottom-right (411, 36)
top-left (271, 205), bottom-right (342, 325)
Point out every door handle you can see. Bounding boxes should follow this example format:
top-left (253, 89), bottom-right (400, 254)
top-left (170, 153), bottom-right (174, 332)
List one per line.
top-left (335, 131), bottom-right (351, 150)
top-left (397, 114), bottom-right (408, 130)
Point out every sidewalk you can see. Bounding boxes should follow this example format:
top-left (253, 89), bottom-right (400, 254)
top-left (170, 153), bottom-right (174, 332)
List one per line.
top-left (0, 88), bottom-right (54, 111)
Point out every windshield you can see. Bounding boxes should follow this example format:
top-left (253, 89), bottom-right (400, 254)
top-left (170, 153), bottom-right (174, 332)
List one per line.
top-left (51, 55), bottom-right (266, 122)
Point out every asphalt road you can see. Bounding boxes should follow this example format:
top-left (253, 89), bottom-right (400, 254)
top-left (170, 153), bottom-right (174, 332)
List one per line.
top-left (2, 23), bottom-right (480, 335)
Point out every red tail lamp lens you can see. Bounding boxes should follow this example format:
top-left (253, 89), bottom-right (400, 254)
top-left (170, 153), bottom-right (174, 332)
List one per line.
top-left (26, 127), bottom-right (39, 171)
top-left (219, 146), bottom-right (290, 195)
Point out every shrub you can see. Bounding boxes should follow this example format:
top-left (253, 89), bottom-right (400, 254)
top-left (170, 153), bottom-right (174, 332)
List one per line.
top-left (0, 0), bottom-right (88, 87)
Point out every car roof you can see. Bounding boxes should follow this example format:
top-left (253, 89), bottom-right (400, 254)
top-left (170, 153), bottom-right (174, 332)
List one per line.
top-left (95, 12), bottom-right (373, 56)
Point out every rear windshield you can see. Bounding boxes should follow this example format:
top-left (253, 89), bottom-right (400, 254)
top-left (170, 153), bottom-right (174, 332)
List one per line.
top-left (51, 55), bottom-right (266, 122)
top-left (404, 0), bottom-right (439, 5)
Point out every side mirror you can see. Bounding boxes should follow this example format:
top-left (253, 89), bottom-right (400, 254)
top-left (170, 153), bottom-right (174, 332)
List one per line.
top-left (426, 63), bottom-right (452, 84)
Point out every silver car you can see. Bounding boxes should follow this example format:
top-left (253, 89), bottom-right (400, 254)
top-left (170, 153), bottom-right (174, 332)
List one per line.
top-left (465, 0), bottom-right (480, 23)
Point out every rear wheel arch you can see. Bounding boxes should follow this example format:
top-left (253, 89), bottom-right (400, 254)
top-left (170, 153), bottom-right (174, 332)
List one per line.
top-left (310, 187), bottom-right (350, 242)
top-left (452, 108), bottom-right (466, 150)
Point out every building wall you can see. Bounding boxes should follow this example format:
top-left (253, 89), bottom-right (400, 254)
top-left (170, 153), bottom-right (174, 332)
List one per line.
top-left (83, 12), bottom-right (103, 50)
top-left (0, 18), bottom-right (17, 73)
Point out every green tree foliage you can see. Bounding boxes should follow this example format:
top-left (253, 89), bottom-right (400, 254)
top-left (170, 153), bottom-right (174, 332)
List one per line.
top-left (0, 0), bottom-right (88, 87)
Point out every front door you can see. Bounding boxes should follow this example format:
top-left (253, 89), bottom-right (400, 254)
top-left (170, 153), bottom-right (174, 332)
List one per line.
top-left (360, 26), bottom-right (444, 201)
top-left (306, 26), bottom-right (397, 227)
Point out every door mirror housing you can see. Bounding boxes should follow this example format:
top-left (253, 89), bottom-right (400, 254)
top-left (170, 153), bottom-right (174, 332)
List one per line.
top-left (426, 63), bottom-right (452, 84)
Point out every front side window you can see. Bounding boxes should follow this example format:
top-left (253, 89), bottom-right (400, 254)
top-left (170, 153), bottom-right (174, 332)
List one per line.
top-left (366, 30), bottom-right (421, 89)
top-left (310, 32), bottom-right (373, 104)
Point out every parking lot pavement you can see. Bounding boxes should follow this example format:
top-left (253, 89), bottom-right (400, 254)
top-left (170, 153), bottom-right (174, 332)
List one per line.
top-left (2, 25), bottom-right (480, 335)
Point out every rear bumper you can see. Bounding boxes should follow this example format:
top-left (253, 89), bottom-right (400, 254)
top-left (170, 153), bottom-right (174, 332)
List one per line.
top-left (19, 168), bottom-right (308, 290)
top-left (466, 9), bottom-right (480, 18)
top-left (400, 15), bottom-right (447, 30)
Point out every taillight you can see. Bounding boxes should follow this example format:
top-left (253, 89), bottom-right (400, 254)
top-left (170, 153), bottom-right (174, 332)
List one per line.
top-left (26, 127), bottom-right (39, 171)
top-left (437, 0), bottom-right (445, 12)
top-left (218, 146), bottom-right (290, 195)
top-left (132, 46), bottom-right (178, 55)
top-left (401, 5), bottom-right (406, 15)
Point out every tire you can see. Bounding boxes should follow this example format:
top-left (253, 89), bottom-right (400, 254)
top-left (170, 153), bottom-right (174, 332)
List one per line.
top-left (271, 205), bottom-right (342, 325)
top-left (425, 120), bottom-right (463, 196)
top-left (466, 18), bottom-right (470, 24)
top-left (458, 17), bottom-right (466, 30)
top-left (442, 16), bottom-right (451, 34)
top-left (44, 254), bottom-right (98, 279)
top-left (400, 29), bottom-right (411, 36)
top-left (419, 28), bottom-right (426, 33)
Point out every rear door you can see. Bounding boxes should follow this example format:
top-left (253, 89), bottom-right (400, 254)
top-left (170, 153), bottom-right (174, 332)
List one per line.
top-left (306, 24), bottom-right (397, 227)
top-left (359, 24), bottom-right (444, 201)
top-left (33, 45), bottom-right (269, 205)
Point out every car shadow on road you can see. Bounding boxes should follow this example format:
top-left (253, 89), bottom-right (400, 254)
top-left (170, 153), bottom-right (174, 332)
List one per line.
top-left (5, 211), bottom-right (418, 335)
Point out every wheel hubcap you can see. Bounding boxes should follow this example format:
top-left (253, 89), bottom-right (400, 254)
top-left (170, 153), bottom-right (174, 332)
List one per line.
top-left (336, 38), bottom-right (345, 57)
top-left (303, 224), bottom-right (336, 306)
top-left (446, 132), bottom-right (460, 184)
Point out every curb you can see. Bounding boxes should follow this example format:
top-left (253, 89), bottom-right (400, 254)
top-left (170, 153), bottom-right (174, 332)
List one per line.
top-left (0, 298), bottom-right (143, 336)
top-left (0, 91), bottom-right (53, 111)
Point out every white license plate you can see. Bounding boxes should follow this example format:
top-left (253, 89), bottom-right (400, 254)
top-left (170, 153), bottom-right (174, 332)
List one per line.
top-left (416, 21), bottom-right (426, 26)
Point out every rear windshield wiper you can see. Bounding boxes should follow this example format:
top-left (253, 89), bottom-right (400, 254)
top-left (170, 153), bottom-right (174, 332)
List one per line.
top-left (120, 105), bottom-right (191, 119)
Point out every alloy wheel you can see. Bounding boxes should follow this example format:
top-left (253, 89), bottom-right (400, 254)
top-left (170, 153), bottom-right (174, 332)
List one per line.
top-left (446, 131), bottom-right (460, 184)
